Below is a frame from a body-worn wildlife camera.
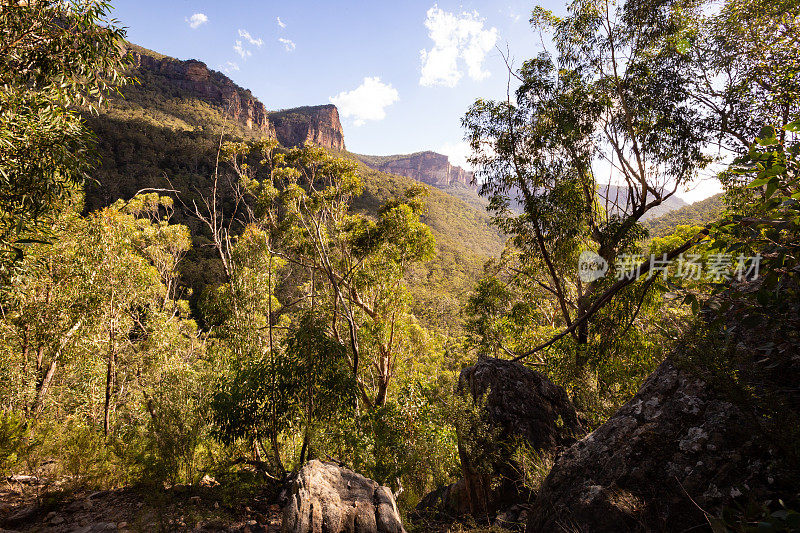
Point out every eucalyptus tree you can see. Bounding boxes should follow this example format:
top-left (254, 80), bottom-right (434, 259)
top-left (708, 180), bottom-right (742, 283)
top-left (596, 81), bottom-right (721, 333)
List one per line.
top-left (0, 0), bottom-right (128, 270)
top-left (265, 145), bottom-right (435, 408)
top-left (464, 0), bottom-right (715, 391)
top-left (220, 142), bottom-right (435, 408)
top-left (0, 194), bottom-right (196, 439)
top-left (689, 0), bottom-right (800, 151)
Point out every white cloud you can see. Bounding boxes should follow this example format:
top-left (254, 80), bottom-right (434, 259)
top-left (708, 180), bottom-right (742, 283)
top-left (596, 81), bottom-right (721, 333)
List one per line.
top-left (220, 61), bottom-right (240, 74)
top-left (186, 13), bottom-right (208, 29)
top-left (278, 37), bottom-right (296, 52)
top-left (277, 17), bottom-right (286, 29)
top-left (419, 6), bottom-right (498, 87)
top-left (238, 29), bottom-right (263, 47)
top-left (330, 77), bottom-right (399, 127)
top-left (233, 40), bottom-right (251, 59)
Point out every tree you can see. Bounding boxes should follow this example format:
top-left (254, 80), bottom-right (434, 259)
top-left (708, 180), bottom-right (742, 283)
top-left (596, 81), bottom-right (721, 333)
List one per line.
top-left (223, 142), bottom-right (435, 409)
top-left (0, 0), bottom-right (128, 269)
top-left (463, 0), bottom-right (799, 397)
top-left (0, 194), bottom-right (197, 439)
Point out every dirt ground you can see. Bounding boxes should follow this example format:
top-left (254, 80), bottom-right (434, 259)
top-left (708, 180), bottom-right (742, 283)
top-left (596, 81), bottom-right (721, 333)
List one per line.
top-left (0, 474), bottom-right (282, 533)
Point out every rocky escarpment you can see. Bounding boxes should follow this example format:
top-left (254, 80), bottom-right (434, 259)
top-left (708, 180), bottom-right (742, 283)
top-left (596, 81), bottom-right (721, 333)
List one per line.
top-left (129, 46), bottom-right (276, 136)
top-left (360, 152), bottom-right (475, 189)
top-left (268, 105), bottom-right (346, 151)
top-left (527, 356), bottom-right (795, 532)
top-left (127, 46), bottom-right (347, 151)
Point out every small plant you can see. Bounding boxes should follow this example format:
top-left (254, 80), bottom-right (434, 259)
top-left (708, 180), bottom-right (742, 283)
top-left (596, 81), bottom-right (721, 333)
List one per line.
top-left (0, 410), bottom-right (27, 475)
top-left (509, 439), bottom-right (555, 495)
top-left (711, 500), bottom-right (800, 533)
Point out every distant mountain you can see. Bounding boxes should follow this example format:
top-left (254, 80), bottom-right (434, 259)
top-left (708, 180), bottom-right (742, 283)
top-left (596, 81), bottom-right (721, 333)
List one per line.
top-left (357, 151), bottom-right (475, 189)
top-left (644, 193), bottom-right (726, 239)
top-left (599, 185), bottom-right (689, 221)
top-left (268, 105), bottom-right (346, 151)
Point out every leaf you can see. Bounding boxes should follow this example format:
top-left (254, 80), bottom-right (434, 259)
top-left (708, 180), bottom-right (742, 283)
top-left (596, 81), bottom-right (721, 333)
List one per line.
top-left (747, 177), bottom-right (771, 188)
top-left (785, 120), bottom-right (800, 133)
top-left (765, 180), bottom-right (779, 199)
top-left (676, 38), bottom-right (691, 54)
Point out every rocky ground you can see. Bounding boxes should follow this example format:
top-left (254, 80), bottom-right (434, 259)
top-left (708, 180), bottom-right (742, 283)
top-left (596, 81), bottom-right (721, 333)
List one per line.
top-left (0, 475), bottom-right (282, 533)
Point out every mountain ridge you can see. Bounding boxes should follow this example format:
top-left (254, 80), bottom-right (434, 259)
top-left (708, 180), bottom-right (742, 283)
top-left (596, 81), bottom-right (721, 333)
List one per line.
top-left (125, 44), bottom-right (346, 151)
top-left (356, 151), bottom-right (475, 189)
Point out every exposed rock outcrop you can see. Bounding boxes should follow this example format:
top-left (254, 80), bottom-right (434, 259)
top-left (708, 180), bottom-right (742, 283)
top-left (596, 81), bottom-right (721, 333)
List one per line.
top-left (526, 357), bottom-right (789, 532)
top-left (127, 47), bottom-right (347, 151)
top-left (420, 358), bottom-right (582, 521)
top-left (129, 47), bottom-right (276, 136)
top-left (282, 460), bottom-right (405, 533)
top-left (269, 105), bottom-right (346, 151)
top-left (361, 152), bottom-right (475, 188)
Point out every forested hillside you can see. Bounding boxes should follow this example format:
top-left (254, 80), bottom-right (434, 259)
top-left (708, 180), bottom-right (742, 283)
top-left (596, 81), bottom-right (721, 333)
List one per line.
top-left (1, 1), bottom-right (798, 532)
top-left (644, 192), bottom-right (726, 238)
top-left (84, 45), bottom-right (505, 333)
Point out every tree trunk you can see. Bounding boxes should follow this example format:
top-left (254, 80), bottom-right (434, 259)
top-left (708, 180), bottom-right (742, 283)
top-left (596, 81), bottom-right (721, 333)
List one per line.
top-left (299, 430), bottom-right (309, 464)
top-left (31, 320), bottom-right (81, 415)
top-left (270, 432), bottom-right (284, 473)
top-left (31, 358), bottom-right (57, 415)
top-left (457, 440), bottom-right (492, 518)
top-left (104, 350), bottom-right (116, 436)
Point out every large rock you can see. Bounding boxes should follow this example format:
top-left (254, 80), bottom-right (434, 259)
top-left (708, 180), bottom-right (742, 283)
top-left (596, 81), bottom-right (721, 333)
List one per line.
top-left (526, 357), bottom-right (789, 532)
top-left (420, 358), bottom-right (582, 520)
top-left (282, 460), bottom-right (405, 533)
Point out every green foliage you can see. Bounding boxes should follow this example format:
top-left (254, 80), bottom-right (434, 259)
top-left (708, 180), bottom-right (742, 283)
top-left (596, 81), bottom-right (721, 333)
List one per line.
top-left (0, 410), bottom-right (27, 475)
top-left (644, 194), bottom-right (726, 240)
top-left (711, 124), bottom-right (800, 304)
top-left (0, 0), bottom-right (129, 268)
top-left (711, 500), bottom-right (800, 533)
top-left (462, 0), bottom-right (716, 412)
top-left (136, 362), bottom-right (209, 484)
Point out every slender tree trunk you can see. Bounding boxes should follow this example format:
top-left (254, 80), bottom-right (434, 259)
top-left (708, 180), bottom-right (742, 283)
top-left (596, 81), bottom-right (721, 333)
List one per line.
top-left (375, 348), bottom-right (390, 407)
top-left (270, 432), bottom-right (284, 473)
top-left (32, 359), bottom-right (57, 415)
top-left (31, 320), bottom-right (81, 415)
top-left (299, 431), bottom-right (309, 464)
top-left (104, 349), bottom-right (116, 435)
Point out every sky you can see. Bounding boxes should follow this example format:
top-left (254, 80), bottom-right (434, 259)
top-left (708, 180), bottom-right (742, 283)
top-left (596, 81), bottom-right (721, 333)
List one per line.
top-left (109, 0), bottom-right (720, 202)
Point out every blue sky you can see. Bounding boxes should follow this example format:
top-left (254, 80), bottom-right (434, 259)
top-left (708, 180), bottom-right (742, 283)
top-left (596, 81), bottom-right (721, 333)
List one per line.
top-left (110, 0), bottom-right (720, 201)
top-left (111, 1), bottom-right (550, 164)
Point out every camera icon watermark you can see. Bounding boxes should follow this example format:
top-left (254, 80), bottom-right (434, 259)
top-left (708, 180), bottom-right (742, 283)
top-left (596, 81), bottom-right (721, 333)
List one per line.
top-left (578, 251), bottom-right (609, 282)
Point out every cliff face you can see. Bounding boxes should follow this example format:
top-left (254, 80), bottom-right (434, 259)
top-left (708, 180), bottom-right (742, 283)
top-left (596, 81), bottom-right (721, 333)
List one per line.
top-left (128, 47), bottom-right (347, 151)
top-left (130, 48), bottom-right (276, 137)
top-left (361, 152), bottom-right (475, 188)
top-left (268, 105), bottom-right (346, 151)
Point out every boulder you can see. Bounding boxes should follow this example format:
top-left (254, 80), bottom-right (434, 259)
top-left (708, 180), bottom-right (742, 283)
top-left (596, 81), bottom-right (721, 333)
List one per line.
top-left (419, 358), bottom-right (582, 519)
top-left (282, 460), bottom-right (405, 533)
top-left (526, 357), bottom-right (790, 532)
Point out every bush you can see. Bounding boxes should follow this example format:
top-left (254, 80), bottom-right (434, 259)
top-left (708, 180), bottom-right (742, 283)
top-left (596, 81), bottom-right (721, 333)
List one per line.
top-left (0, 410), bottom-right (27, 475)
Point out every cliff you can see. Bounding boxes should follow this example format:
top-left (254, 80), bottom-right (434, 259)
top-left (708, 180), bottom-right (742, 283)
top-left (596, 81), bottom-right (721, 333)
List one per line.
top-left (358, 152), bottom-right (475, 189)
top-left (268, 105), bottom-right (346, 151)
top-left (128, 45), bottom-right (275, 136)
top-left (124, 45), bottom-right (346, 151)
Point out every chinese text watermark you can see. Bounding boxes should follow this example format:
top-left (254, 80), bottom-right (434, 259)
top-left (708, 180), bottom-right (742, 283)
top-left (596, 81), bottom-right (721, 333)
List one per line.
top-left (578, 252), bottom-right (761, 282)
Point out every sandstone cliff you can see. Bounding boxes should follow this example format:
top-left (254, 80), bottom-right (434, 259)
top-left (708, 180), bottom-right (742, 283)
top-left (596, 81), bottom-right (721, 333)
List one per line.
top-left (129, 45), bottom-right (275, 136)
top-left (126, 45), bottom-right (346, 151)
top-left (359, 152), bottom-right (475, 189)
top-left (268, 105), bottom-right (346, 151)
